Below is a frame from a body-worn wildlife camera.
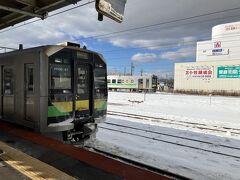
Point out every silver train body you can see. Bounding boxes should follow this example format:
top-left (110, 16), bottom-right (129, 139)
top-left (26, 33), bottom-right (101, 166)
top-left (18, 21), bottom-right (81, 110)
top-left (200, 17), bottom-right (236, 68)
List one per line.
top-left (0, 45), bottom-right (107, 142)
top-left (107, 75), bottom-right (158, 92)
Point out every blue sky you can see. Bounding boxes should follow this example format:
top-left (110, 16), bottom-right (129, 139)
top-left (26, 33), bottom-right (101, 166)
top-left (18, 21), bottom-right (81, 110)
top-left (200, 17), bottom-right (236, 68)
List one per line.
top-left (1, 0), bottom-right (240, 78)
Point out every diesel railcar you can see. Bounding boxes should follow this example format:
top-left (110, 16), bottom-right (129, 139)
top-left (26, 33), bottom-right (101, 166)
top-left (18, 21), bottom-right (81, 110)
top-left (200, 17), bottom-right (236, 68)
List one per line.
top-left (0, 43), bottom-right (107, 143)
top-left (107, 75), bottom-right (158, 92)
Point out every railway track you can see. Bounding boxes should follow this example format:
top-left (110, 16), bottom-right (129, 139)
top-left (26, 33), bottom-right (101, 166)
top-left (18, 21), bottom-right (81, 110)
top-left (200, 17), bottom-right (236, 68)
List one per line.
top-left (99, 122), bottom-right (240, 159)
top-left (107, 111), bottom-right (240, 136)
top-left (85, 146), bottom-right (190, 180)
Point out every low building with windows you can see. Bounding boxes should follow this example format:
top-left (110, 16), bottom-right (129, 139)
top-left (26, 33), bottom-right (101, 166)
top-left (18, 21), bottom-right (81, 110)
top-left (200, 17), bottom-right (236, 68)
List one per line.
top-left (174, 21), bottom-right (240, 95)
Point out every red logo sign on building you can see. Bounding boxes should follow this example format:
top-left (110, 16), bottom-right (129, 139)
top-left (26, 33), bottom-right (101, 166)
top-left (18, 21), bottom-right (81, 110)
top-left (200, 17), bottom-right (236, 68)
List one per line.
top-left (214, 41), bottom-right (221, 48)
top-left (185, 67), bottom-right (213, 78)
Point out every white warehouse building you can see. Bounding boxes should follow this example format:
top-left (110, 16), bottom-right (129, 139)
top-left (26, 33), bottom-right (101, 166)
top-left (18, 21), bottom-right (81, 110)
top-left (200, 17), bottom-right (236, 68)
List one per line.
top-left (174, 21), bottom-right (240, 95)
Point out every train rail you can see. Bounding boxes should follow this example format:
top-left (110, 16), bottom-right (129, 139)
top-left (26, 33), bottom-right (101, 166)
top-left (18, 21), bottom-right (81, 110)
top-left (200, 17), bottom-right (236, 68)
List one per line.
top-left (99, 121), bottom-right (240, 159)
top-left (107, 111), bottom-right (240, 136)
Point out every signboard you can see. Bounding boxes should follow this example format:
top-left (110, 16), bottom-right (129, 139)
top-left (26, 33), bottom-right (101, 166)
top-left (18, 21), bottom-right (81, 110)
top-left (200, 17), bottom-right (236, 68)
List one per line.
top-left (185, 66), bottom-right (214, 78)
top-left (211, 48), bottom-right (229, 56)
top-left (205, 41), bottom-right (229, 56)
top-left (96, 0), bottom-right (127, 23)
top-left (225, 23), bottom-right (240, 32)
top-left (217, 66), bottom-right (240, 78)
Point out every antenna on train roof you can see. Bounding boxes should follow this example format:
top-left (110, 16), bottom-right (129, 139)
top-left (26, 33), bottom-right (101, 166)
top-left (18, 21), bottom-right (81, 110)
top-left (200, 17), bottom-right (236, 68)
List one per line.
top-left (19, 44), bottom-right (23, 50)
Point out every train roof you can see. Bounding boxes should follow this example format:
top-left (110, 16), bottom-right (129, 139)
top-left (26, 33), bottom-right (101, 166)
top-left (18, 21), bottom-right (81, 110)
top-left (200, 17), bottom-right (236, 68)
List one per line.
top-left (0, 44), bottom-right (102, 58)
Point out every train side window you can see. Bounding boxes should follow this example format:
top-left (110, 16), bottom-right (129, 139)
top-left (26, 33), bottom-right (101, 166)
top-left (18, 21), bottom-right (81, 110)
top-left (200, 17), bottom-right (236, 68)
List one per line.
top-left (112, 79), bottom-right (116, 84)
top-left (131, 80), bottom-right (134, 83)
top-left (3, 68), bottom-right (14, 95)
top-left (107, 79), bottom-right (111, 83)
top-left (117, 79), bottom-right (121, 84)
top-left (25, 65), bottom-right (34, 94)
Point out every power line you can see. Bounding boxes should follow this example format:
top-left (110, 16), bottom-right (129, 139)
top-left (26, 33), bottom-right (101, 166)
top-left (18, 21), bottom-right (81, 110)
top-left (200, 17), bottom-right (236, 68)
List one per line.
top-left (87, 13), bottom-right (240, 40)
top-left (0, 0), bottom-right (95, 34)
top-left (103, 41), bottom-right (240, 62)
top-left (1, 3), bottom-right (240, 40)
top-left (86, 6), bottom-right (240, 39)
top-left (98, 34), bottom-right (240, 55)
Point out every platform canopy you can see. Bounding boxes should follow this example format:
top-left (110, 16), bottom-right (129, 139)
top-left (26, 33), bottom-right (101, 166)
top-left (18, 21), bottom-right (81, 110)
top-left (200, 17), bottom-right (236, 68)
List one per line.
top-left (0, 0), bottom-right (82, 30)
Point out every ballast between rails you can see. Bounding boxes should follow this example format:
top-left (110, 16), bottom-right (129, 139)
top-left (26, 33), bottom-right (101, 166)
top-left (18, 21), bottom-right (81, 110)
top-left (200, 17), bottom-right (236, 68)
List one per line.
top-left (107, 111), bottom-right (240, 135)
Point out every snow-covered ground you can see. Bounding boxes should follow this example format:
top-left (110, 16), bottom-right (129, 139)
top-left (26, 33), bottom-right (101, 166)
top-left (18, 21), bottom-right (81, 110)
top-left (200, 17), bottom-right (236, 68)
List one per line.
top-left (92, 117), bottom-right (240, 180)
top-left (89, 92), bottom-right (240, 179)
top-left (107, 92), bottom-right (240, 138)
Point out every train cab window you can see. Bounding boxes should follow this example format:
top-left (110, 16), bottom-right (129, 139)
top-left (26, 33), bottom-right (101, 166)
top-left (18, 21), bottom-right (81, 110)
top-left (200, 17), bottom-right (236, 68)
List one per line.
top-left (95, 64), bottom-right (107, 99)
top-left (3, 68), bottom-right (14, 95)
top-left (112, 79), bottom-right (116, 84)
top-left (50, 64), bottom-right (72, 90)
top-left (77, 67), bottom-right (89, 95)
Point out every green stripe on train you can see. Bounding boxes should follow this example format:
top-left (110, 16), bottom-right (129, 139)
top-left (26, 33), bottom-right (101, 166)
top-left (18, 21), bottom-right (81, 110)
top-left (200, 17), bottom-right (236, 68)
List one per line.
top-left (108, 83), bottom-right (137, 87)
top-left (95, 100), bottom-right (107, 111)
top-left (48, 106), bottom-right (69, 117)
top-left (48, 99), bottom-right (107, 117)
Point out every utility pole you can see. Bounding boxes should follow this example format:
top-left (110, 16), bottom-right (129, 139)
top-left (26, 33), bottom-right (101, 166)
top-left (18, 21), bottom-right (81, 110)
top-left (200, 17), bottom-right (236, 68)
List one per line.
top-left (141, 69), bottom-right (143, 76)
top-left (124, 67), bottom-right (126, 76)
top-left (131, 63), bottom-right (134, 76)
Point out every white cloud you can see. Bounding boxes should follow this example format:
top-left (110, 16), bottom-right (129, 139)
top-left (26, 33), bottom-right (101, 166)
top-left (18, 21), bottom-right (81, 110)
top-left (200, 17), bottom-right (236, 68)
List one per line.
top-left (131, 47), bottom-right (195, 63)
top-left (143, 70), bottom-right (174, 79)
top-left (160, 47), bottom-right (195, 61)
top-left (131, 53), bottom-right (158, 62)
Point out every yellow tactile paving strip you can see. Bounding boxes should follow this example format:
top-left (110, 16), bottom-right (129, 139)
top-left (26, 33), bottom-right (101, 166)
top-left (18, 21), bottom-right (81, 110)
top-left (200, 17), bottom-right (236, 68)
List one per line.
top-left (0, 141), bottom-right (77, 180)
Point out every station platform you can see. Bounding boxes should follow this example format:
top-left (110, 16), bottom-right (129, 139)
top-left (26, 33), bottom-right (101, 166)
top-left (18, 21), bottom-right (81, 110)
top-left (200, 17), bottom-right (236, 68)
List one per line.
top-left (0, 121), bottom-right (173, 180)
top-left (0, 141), bottom-right (76, 180)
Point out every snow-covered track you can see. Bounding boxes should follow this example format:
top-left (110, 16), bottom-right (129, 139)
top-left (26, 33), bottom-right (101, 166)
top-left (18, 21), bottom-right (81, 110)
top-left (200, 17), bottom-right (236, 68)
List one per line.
top-left (99, 121), bottom-right (240, 159)
top-left (107, 111), bottom-right (240, 136)
top-left (85, 146), bottom-right (190, 180)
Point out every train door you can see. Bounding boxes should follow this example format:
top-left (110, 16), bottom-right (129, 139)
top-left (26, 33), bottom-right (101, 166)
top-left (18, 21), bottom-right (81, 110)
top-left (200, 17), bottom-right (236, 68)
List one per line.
top-left (24, 64), bottom-right (34, 122)
top-left (138, 78), bottom-right (143, 89)
top-left (2, 66), bottom-right (15, 120)
top-left (74, 61), bottom-right (91, 118)
top-left (146, 79), bottom-right (149, 89)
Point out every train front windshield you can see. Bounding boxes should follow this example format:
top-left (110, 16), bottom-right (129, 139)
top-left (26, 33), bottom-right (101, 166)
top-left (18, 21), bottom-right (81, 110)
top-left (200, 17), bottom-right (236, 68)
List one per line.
top-left (48, 49), bottom-right (107, 125)
top-left (94, 55), bottom-right (108, 117)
